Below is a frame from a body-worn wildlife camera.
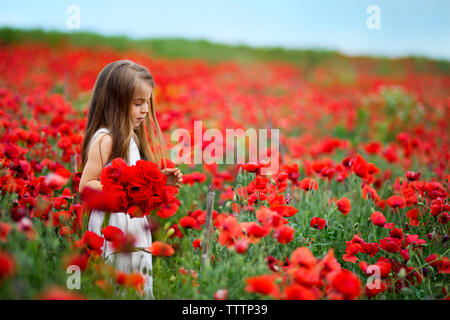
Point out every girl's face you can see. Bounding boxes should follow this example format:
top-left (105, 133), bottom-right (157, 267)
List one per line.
top-left (131, 80), bottom-right (153, 128)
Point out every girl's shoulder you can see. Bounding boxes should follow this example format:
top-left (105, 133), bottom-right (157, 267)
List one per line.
top-left (94, 127), bottom-right (110, 136)
top-left (89, 127), bottom-right (112, 152)
top-left (88, 128), bottom-right (113, 167)
top-left (91, 127), bottom-right (111, 143)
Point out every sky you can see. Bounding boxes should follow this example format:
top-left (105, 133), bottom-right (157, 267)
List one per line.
top-left (1, 0), bottom-right (449, 60)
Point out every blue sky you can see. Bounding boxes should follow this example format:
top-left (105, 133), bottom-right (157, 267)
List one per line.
top-left (1, 0), bottom-right (449, 60)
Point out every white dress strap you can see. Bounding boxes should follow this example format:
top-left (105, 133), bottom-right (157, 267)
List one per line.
top-left (90, 128), bottom-right (110, 147)
top-left (90, 128), bottom-right (112, 167)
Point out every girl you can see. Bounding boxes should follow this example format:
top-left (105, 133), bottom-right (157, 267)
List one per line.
top-left (78, 60), bottom-right (183, 299)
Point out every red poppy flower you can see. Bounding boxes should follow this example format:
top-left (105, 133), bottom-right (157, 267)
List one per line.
top-left (182, 172), bottom-right (207, 185)
top-left (405, 209), bottom-right (421, 226)
top-left (4, 143), bottom-right (21, 159)
top-left (329, 269), bottom-right (361, 300)
top-left (241, 162), bottom-right (260, 174)
top-left (274, 225), bottom-right (294, 244)
top-left (148, 241), bottom-right (175, 257)
top-left (310, 217), bottom-right (326, 230)
top-left (406, 171), bottom-right (420, 181)
top-left (337, 197), bottom-right (351, 215)
top-left (245, 222), bottom-right (270, 238)
top-left (64, 252), bottom-right (89, 271)
top-left (319, 249), bottom-right (341, 274)
top-left (102, 226), bottom-right (127, 250)
top-left (179, 216), bottom-right (200, 230)
top-left (126, 206), bottom-right (145, 218)
top-left (404, 234), bottom-right (426, 247)
top-left (43, 173), bottom-right (69, 191)
top-left (81, 231), bottom-right (104, 256)
top-left (425, 254), bottom-right (441, 268)
top-left (370, 211), bottom-right (386, 227)
top-left (400, 249), bottom-right (410, 261)
top-left (387, 195), bottom-right (406, 209)
top-left (438, 212), bottom-right (449, 224)
top-left (272, 204), bottom-right (298, 218)
top-left (343, 243), bottom-right (360, 263)
top-left (379, 237), bottom-right (402, 253)
top-left (80, 186), bottom-right (127, 212)
top-left (256, 206), bottom-right (288, 228)
top-left (383, 223), bottom-right (395, 229)
top-left (298, 178), bottom-right (318, 192)
top-left (100, 161), bottom-right (128, 186)
top-left (383, 145), bottom-right (398, 163)
top-left (134, 160), bottom-right (166, 185)
top-left (72, 172), bottom-right (82, 193)
top-left (364, 142), bottom-right (381, 154)
top-left (192, 238), bottom-right (202, 251)
top-left (389, 228), bottom-right (404, 240)
top-left (245, 275), bottom-right (277, 296)
top-left (291, 247), bottom-right (317, 269)
top-left (361, 242), bottom-right (379, 257)
top-left (217, 215), bottom-right (240, 248)
top-left (0, 251), bottom-right (16, 280)
top-left (0, 222), bottom-right (12, 242)
top-left (373, 257), bottom-right (392, 278)
top-left (36, 287), bottom-right (86, 300)
top-left (430, 198), bottom-right (447, 216)
top-left (351, 154), bottom-right (369, 179)
top-left (117, 272), bottom-right (145, 294)
top-left (365, 281), bottom-right (386, 298)
top-left (284, 284), bottom-right (320, 300)
top-left (234, 238), bottom-right (250, 254)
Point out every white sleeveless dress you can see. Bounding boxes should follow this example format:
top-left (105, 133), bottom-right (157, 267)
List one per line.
top-left (87, 128), bottom-right (154, 299)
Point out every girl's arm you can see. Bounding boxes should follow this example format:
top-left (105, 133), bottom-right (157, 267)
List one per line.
top-left (79, 133), bottom-right (113, 193)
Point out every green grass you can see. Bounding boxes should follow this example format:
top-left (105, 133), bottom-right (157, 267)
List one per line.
top-left (1, 26), bottom-right (449, 74)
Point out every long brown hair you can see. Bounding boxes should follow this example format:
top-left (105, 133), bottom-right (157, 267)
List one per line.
top-left (80, 60), bottom-right (168, 170)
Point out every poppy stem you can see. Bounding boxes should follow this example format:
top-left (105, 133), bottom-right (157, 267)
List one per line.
top-left (200, 186), bottom-right (215, 271)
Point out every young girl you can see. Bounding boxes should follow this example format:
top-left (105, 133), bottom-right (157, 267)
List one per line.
top-left (78, 60), bottom-right (183, 299)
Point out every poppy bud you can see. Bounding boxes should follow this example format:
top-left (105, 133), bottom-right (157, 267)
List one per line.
top-left (422, 267), bottom-right (429, 277)
top-left (398, 268), bottom-right (407, 278)
top-left (237, 172), bottom-right (243, 184)
top-left (404, 223), bottom-right (410, 231)
top-left (443, 234), bottom-right (448, 244)
top-left (166, 228), bottom-right (175, 238)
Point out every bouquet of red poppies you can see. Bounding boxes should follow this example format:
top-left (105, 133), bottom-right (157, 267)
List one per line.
top-left (81, 158), bottom-right (179, 218)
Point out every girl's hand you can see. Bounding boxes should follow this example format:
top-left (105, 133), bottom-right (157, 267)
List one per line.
top-left (162, 168), bottom-right (183, 188)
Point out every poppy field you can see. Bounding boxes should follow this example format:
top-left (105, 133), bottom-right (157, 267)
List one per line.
top-left (0, 29), bottom-right (449, 300)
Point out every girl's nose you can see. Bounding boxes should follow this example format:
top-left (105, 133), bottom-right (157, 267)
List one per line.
top-left (142, 102), bottom-right (149, 113)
